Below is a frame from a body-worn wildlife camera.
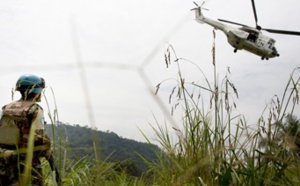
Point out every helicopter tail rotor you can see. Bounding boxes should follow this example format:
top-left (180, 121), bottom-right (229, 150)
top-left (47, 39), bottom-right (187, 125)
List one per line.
top-left (191, 1), bottom-right (206, 23)
top-left (192, 1), bottom-right (209, 11)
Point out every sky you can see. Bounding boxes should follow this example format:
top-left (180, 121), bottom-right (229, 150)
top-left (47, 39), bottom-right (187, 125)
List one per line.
top-left (0, 0), bottom-right (300, 143)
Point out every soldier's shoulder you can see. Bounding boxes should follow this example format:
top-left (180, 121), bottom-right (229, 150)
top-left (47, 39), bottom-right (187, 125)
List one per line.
top-left (27, 102), bottom-right (43, 114)
top-left (2, 101), bottom-right (19, 110)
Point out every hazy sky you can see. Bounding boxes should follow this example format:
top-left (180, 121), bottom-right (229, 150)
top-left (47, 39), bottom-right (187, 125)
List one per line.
top-left (0, 0), bottom-right (300, 143)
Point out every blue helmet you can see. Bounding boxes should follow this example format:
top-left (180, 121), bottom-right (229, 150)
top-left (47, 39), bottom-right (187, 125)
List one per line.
top-left (15, 74), bottom-right (45, 94)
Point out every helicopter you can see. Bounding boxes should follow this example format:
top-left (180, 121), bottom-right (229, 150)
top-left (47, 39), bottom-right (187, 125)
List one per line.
top-left (193, 0), bottom-right (300, 60)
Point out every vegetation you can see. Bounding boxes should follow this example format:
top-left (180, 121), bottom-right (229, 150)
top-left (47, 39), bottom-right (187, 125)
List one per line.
top-left (38, 33), bottom-right (300, 185)
top-left (44, 123), bottom-right (160, 174)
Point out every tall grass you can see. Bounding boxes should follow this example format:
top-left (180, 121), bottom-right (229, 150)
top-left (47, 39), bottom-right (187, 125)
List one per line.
top-left (42, 88), bottom-right (153, 185)
top-left (23, 30), bottom-right (300, 185)
top-left (151, 31), bottom-right (300, 185)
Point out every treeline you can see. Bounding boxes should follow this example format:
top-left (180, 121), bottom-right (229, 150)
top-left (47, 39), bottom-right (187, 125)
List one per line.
top-left (45, 122), bottom-right (161, 174)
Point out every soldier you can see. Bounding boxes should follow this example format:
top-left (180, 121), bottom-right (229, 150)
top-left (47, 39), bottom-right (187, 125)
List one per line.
top-left (0, 74), bottom-right (52, 186)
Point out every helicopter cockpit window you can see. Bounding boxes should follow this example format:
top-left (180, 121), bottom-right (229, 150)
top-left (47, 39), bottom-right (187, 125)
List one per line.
top-left (267, 39), bottom-right (275, 49)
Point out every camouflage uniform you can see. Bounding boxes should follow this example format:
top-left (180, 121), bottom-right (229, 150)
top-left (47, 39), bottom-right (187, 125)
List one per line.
top-left (0, 100), bottom-right (51, 186)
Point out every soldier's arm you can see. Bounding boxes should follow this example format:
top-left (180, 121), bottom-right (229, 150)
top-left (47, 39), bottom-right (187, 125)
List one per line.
top-left (28, 104), bottom-right (52, 151)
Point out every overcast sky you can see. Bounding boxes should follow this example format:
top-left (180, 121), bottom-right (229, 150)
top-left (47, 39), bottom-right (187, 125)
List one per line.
top-left (0, 0), bottom-right (300, 143)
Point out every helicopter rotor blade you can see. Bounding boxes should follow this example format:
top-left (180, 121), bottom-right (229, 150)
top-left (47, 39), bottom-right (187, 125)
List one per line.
top-left (251, 0), bottom-right (260, 29)
top-left (217, 0), bottom-right (300, 37)
top-left (218, 19), bottom-right (248, 27)
top-left (193, 1), bottom-right (209, 11)
top-left (200, 1), bottom-right (205, 7)
top-left (263, 28), bottom-right (300, 36)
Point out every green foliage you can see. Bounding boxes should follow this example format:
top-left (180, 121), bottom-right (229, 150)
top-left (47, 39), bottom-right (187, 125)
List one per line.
top-left (149, 41), bottom-right (300, 186)
top-left (45, 123), bottom-right (160, 174)
top-left (40, 37), bottom-right (300, 185)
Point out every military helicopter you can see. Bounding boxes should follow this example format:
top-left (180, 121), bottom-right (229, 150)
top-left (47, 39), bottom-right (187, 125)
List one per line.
top-left (193, 1), bottom-right (300, 60)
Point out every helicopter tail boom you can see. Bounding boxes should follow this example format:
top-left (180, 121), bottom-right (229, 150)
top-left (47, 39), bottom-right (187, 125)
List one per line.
top-left (193, 6), bottom-right (227, 31)
top-left (194, 7), bottom-right (204, 24)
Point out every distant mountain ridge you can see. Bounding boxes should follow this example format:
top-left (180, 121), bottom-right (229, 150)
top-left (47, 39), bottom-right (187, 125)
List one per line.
top-left (45, 122), bottom-right (160, 172)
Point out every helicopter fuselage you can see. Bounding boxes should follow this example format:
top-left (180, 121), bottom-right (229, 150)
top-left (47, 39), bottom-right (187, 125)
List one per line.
top-left (226, 28), bottom-right (279, 59)
top-left (195, 8), bottom-right (279, 59)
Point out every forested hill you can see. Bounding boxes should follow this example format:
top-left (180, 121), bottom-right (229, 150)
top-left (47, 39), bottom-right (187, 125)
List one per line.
top-left (44, 123), bottom-right (161, 173)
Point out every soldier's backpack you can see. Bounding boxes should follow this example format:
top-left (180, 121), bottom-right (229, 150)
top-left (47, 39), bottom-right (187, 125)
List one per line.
top-left (0, 101), bottom-right (36, 148)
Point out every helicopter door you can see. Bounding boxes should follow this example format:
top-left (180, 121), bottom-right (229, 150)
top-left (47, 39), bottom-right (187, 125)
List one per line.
top-left (247, 32), bottom-right (258, 42)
